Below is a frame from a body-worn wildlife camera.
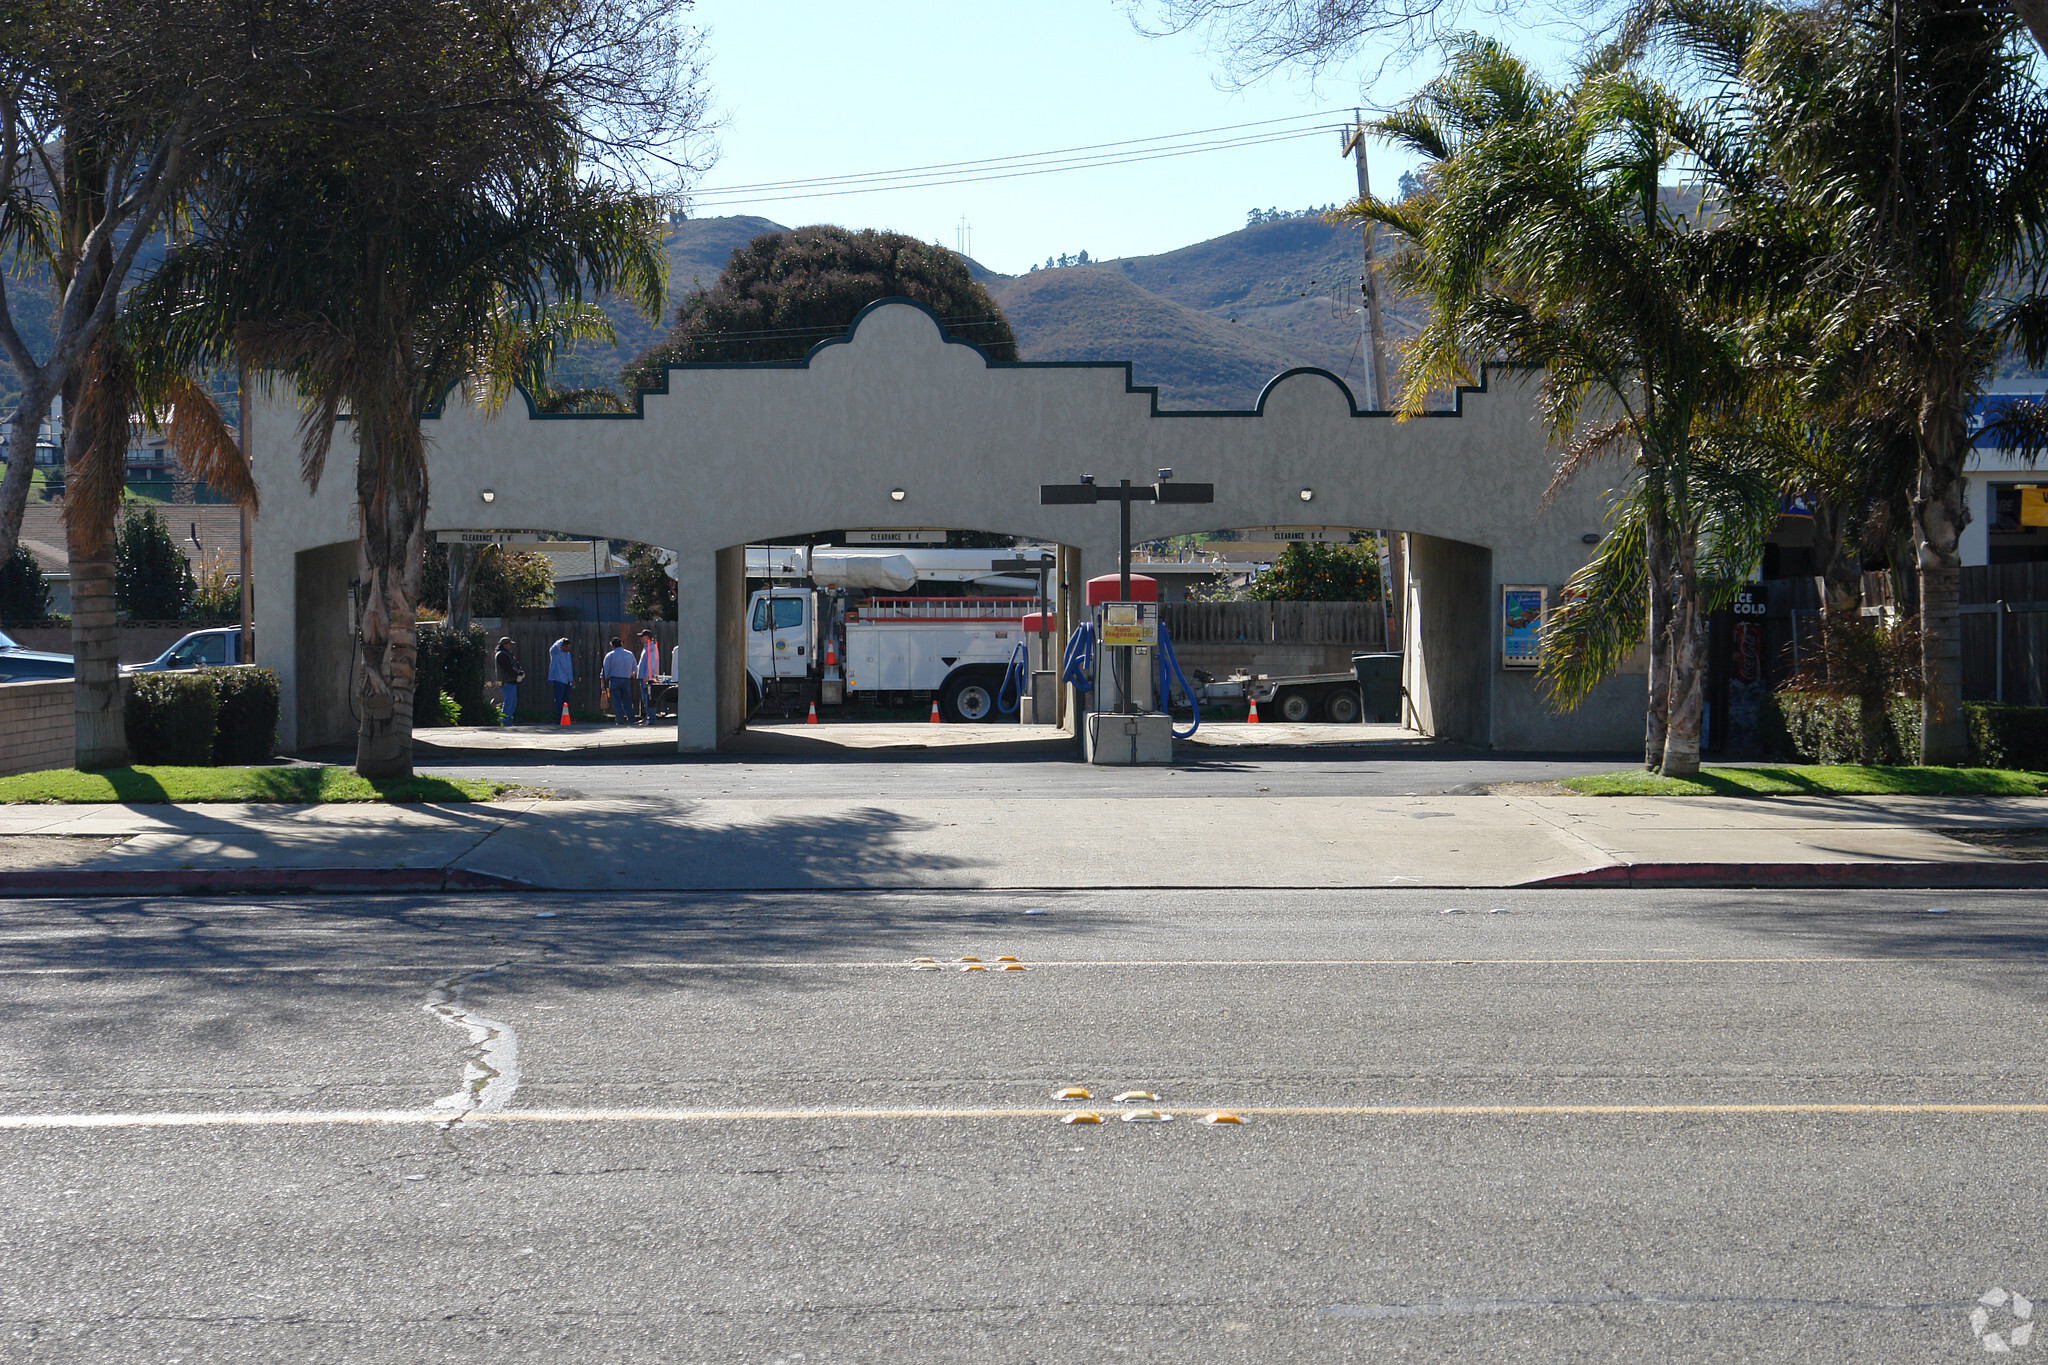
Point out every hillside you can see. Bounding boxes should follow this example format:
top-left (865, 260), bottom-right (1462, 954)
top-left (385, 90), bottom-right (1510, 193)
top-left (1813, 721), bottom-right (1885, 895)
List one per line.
top-left (992, 265), bottom-right (1330, 411)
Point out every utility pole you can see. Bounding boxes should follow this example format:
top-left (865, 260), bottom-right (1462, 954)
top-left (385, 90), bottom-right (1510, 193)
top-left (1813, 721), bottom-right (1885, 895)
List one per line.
top-left (237, 360), bottom-right (253, 667)
top-left (1341, 110), bottom-right (1391, 413)
top-left (1342, 110), bottom-right (1403, 654)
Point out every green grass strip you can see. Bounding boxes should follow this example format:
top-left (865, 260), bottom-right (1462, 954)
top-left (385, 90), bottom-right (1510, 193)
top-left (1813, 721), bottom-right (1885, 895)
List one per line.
top-left (1561, 765), bottom-right (2048, 797)
top-left (0, 766), bottom-right (508, 804)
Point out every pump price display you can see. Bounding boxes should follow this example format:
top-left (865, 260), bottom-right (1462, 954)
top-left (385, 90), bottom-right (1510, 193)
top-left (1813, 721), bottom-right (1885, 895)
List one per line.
top-left (1100, 603), bottom-right (1157, 647)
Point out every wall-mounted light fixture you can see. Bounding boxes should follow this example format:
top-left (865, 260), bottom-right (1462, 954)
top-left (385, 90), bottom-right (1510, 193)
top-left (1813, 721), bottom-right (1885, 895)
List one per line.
top-left (1157, 468), bottom-right (1174, 481)
top-left (480, 488), bottom-right (496, 504)
top-left (889, 487), bottom-right (906, 502)
top-left (1581, 532), bottom-right (1601, 545)
top-left (1299, 488), bottom-right (1315, 502)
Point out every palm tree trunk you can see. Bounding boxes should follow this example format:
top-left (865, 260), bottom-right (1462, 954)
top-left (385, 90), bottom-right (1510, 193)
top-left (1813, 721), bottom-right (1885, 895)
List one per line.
top-left (1644, 498), bottom-right (1673, 768)
top-left (1809, 494), bottom-right (1863, 684)
top-left (1915, 388), bottom-right (1970, 766)
top-left (0, 385), bottom-right (56, 566)
top-left (67, 526), bottom-right (126, 769)
top-left (1661, 528), bottom-right (1705, 778)
top-left (353, 418), bottom-right (427, 779)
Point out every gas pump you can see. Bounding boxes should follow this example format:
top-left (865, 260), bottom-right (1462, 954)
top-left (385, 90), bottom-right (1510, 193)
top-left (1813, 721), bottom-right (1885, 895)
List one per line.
top-left (1039, 470), bottom-right (1214, 765)
top-left (1073, 574), bottom-right (1171, 764)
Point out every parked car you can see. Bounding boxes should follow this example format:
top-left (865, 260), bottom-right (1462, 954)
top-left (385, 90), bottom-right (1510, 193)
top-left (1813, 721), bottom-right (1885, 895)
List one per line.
top-left (0, 627), bottom-right (74, 682)
top-left (125, 627), bottom-right (253, 674)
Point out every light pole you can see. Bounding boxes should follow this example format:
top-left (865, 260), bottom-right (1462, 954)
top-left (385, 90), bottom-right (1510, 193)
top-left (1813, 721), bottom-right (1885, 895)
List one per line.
top-left (1039, 473), bottom-right (1214, 713)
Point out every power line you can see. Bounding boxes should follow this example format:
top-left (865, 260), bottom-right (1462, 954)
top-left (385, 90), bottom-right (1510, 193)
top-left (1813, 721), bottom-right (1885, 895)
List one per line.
top-left (693, 111), bottom-right (1345, 196)
top-left (686, 119), bottom-right (1347, 209)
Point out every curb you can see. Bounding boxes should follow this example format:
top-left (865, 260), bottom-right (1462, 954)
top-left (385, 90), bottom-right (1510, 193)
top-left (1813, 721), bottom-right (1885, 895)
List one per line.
top-left (0, 867), bottom-right (531, 899)
top-left (1523, 861), bottom-right (2048, 890)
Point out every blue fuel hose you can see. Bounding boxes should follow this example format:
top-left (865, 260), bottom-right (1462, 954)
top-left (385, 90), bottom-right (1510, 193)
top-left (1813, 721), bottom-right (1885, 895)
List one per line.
top-left (996, 641), bottom-right (1027, 714)
top-left (1061, 622), bottom-right (1096, 694)
top-left (1155, 620), bottom-right (1200, 739)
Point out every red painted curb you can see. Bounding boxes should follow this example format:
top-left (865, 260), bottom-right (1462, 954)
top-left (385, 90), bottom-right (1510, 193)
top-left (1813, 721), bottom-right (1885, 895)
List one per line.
top-left (1524, 861), bottom-right (2048, 890)
top-left (0, 867), bottom-right (530, 898)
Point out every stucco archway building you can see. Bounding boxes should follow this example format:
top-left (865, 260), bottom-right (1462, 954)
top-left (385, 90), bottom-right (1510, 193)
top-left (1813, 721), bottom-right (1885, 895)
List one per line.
top-left (249, 300), bottom-right (1640, 753)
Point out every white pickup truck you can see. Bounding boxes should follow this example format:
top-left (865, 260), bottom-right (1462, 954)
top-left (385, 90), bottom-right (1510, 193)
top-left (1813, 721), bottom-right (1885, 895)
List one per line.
top-left (747, 588), bottom-right (1034, 722)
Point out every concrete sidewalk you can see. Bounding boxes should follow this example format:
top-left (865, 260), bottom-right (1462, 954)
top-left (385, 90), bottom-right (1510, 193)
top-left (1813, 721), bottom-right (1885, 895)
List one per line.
top-left (3, 785), bottom-right (2046, 894)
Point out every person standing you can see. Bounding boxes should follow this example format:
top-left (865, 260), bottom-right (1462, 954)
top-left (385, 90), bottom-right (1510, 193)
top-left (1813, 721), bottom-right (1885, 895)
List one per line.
top-left (634, 628), bottom-right (662, 725)
top-left (548, 637), bottom-right (574, 721)
top-left (601, 638), bottom-right (636, 725)
top-left (495, 637), bottom-right (524, 725)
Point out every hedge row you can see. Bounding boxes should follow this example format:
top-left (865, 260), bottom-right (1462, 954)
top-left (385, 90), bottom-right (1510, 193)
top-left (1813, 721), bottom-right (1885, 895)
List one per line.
top-left (1769, 694), bottom-right (2048, 769)
top-left (414, 623), bottom-right (494, 726)
top-left (125, 667), bottom-right (278, 765)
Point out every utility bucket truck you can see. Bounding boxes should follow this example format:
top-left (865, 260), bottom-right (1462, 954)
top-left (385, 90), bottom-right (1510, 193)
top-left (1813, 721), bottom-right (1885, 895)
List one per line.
top-left (745, 545), bottom-right (1053, 722)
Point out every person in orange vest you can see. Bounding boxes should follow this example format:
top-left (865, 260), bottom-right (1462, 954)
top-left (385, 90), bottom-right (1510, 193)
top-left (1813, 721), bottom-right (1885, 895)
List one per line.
top-left (633, 628), bottom-right (662, 725)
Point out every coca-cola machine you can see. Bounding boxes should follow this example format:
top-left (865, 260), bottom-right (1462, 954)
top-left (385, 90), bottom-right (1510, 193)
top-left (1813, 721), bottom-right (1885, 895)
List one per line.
top-left (1709, 584), bottom-right (1769, 753)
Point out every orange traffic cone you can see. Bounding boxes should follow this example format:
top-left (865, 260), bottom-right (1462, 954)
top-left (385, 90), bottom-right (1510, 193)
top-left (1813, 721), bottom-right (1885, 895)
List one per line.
top-left (559, 702), bottom-right (572, 727)
top-left (806, 701), bottom-right (819, 725)
top-left (1246, 697), bottom-right (1260, 725)
top-left (929, 699), bottom-right (943, 724)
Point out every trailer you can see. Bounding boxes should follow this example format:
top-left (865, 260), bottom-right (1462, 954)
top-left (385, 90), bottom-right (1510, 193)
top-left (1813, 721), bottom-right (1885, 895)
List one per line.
top-left (1189, 670), bottom-right (1365, 723)
top-left (747, 587), bottom-right (1034, 722)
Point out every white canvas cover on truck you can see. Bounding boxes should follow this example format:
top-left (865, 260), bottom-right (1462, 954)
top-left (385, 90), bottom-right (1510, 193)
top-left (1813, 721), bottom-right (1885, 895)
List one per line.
top-left (807, 552), bottom-right (919, 592)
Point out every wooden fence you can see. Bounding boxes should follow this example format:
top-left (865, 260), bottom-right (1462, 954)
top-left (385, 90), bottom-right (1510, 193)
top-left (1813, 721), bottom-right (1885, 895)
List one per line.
top-left (1159, 601), bottom-right (1387, 649)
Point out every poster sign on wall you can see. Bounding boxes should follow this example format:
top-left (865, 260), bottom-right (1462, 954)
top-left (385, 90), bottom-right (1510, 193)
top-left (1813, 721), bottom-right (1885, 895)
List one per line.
top-left (1501, 585), bottom-right (1549, 669)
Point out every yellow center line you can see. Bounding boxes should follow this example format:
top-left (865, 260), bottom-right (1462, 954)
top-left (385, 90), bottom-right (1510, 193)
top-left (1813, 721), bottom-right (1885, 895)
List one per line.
top-left (3, 1101), bottom-right (2046, 1131)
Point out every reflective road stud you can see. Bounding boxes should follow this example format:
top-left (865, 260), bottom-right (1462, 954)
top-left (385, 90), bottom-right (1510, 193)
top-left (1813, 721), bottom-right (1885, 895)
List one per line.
top-left (996, 956), bottom-right (1020, 962)
top-left (1202, 1113), bottom-right (1245, 1125)
top-left (1060, 1112), bottom-right (1103, 1125)
top-left (1001, 964), bottom-right (1027, 971)
top-left (1121, 1110), bottom-right (1173, 1123)
top-left (1114, 1091), bottom-right (1157, 1102)
top-left (1054, 1087), bottom-right (1092, 1100)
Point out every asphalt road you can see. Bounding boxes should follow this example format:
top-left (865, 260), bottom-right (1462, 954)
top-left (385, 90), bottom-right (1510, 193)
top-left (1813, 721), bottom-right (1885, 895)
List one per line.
top-left (3, 886), bottom-right (2044, 1362)
top-left (410, 749), bottom-right (1636, 800)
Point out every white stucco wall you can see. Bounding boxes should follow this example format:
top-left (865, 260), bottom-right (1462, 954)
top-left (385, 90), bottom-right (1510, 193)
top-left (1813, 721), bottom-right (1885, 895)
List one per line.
top-left (250, 299), bottom-right (1635, 753)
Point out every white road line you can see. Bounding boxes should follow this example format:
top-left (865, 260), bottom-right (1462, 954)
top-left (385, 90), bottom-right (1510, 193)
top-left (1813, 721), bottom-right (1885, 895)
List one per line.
top-left (3, 1101), bottom-right (2047, 1131)
top-left (0, 956), bottom-right (2021, 975)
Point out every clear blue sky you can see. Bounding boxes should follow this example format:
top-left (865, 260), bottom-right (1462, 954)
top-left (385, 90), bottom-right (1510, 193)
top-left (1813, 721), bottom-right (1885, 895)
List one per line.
top-left (686, 1), bottom-right (1582, 276)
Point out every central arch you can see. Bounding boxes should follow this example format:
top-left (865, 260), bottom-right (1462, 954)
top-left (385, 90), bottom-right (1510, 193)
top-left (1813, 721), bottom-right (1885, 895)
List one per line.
top-left (249, 299), bottom-right (1639, 754)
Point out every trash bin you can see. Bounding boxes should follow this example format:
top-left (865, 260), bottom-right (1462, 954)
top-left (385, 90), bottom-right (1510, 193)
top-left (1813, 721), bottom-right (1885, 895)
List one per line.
top-left (1351, 652), bottom-right (1402, 723)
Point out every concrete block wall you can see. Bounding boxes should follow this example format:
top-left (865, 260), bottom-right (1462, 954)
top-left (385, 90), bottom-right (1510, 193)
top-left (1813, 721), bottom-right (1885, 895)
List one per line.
top-left (0, 679), bottom-right (73, 776)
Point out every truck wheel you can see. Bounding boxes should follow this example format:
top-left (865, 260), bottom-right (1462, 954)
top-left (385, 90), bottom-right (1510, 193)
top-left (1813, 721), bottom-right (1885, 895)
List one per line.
top-left (941, 671), bottom-right (1001, 723)
top-left (1276, 690), bottom-right (1314, 722)
top-left (1324, 688), bottom-right (1362, 724)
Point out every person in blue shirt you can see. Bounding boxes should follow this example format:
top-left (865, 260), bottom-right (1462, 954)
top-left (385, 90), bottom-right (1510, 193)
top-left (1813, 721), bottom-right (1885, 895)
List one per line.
top-left (601, 640), bottom-right (636, 725)
top-left (548, 638), bottom-right (574, 721)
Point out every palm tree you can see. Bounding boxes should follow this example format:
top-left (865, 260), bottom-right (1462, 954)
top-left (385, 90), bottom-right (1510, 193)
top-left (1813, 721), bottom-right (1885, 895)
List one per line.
top-left (1347, 38), bottom-right (1781, 776)
top-left (1726, 0), bottom-right (2048, 762)
top-left (133, 162), bottom-right (663, 777)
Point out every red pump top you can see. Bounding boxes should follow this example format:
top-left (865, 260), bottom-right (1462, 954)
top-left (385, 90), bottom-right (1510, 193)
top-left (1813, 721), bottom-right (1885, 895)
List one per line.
top-left (1085, 573), bottom-right (1158, 606)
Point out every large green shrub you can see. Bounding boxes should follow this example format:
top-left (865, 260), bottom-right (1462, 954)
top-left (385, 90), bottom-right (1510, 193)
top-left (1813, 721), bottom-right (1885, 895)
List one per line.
top-left (1966, 704), bottom-right (2048, 769)
top-left (201, 666), bottom-right (279, 763)
top-left (0, 545), bottom-right (53, 623)
top-left (414, 622), bottom-right (491, 726)
top-left (126, 672), bottom-right (220, 766)
top-left (1243, 541), bottom-right (1383, 602)
top-left (1769, 693), bottom-right (2048, 769)
top-left (113, 503), bottom-right (196, 621)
